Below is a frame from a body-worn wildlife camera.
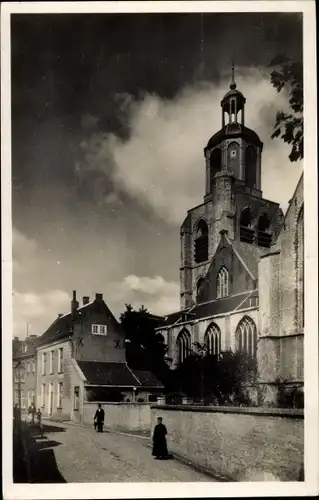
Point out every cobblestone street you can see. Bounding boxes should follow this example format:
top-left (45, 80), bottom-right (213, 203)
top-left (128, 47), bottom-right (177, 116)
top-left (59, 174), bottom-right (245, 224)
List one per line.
top-left (33, 421), bottom-right (213, 482)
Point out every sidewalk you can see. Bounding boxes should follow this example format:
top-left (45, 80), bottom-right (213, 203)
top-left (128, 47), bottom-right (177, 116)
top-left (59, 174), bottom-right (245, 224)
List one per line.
top-left (16, 422), bottom-right (67, 483)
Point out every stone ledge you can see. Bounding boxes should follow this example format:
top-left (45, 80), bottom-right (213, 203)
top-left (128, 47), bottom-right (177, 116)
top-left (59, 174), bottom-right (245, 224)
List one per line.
top-left (151, 404), bottom-right (304, 419)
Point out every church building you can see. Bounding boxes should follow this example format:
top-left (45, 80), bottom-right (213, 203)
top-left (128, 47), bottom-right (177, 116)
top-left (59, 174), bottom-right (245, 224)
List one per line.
top-left (156, 69), bottom-right (304, 404)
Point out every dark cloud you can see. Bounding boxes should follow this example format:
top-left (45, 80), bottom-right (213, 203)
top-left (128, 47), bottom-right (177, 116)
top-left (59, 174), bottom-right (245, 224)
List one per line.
top-left (11, 12), bottom-right (303, 336)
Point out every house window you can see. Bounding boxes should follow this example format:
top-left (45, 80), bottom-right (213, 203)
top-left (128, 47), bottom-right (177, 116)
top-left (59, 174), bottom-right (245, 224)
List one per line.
top-left (23, 344), bottom-right (28, 353)
top-left (235, 316), bottom-right (257, 358)
top-left (50, 350), bottom-right (55, 374)
top-left (217, 266), bottom-right (229, 298)
top-left (42, 352), bottom-right (47, 375)
top-left (58, 348), bottom-right (64, 373)
top-left (92, 324), bottom-right (107, 336)
top-left (176, 329), bottom-right (191, 366)
top-left (204, 323), bottom-right (221, 356)
top-left (20, 364), bottom-right (25, 382)
top-left (21, 390), bottom-right (25, 409)
top-left (57, 382), bottom-right (63, 409)
top-left (32, 360), bottom-right (36, 373)
top-left (27, 362), bottom-right (30, 374)
top-left (74, 386), bottom-right (80, 411)
top-left (41, 383), bottom-right (46, 407)
top-left (14, 391), bottom-right (19, 405)
top-left (32, 390), bottom-right (36, 404)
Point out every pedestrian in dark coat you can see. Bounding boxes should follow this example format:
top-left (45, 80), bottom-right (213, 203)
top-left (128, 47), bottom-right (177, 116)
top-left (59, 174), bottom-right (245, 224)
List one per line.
top-left (152, 417), bottom-right (168, 459)
top-left (94, 403), bottom-right (105, 432)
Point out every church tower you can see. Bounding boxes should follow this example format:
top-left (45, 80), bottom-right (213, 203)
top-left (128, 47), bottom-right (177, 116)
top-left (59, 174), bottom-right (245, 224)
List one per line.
top-left (179, 68), bottom-right (284, 309)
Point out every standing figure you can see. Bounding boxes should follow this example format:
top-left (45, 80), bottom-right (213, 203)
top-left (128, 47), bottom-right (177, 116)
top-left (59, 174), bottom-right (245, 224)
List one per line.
top-left (94, 403), bottom-right (105, 432)
top-left (152, 417), bottom-right (168, 459)
top-left (31, 402), bottom-right (36, 424)
top-left (36, 408), bottom-right (43, 437)
top-left (27, 404), bottom-right (33, 424)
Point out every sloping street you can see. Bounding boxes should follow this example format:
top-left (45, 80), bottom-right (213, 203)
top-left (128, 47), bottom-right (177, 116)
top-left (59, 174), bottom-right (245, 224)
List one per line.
top-left (28, 421), bottom-right (213, 482)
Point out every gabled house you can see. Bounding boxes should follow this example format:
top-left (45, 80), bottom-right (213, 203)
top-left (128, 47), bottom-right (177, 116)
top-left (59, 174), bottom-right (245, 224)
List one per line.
top-left (12, 335), bottom-right (38, 411)
top-left (36, 291), bottom-right (163, 421)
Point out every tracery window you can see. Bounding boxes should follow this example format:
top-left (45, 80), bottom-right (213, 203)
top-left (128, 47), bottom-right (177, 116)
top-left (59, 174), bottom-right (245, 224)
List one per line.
top-left (216, 266), bottom-right (229, 298)
top-left (235, 316), bottom-right (257, 358)
top-left (194, 219), bottom-right (209, 263)
top-left (204, 323), bottom-right (221, 356)
top-left (257, 213), bottom-right (272, 248)
top-left (176, 329), bottom-right (191, 366)
top-left (240, 207), bottom-right (254, 244)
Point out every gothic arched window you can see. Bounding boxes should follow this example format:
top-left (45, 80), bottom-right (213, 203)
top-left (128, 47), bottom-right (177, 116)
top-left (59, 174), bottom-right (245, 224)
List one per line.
top-left (296, 205), bottom-right (304, 329)
top-left (196, 277), bottom-right (205, 303)
top-left (194, 219), bottom-right (209, 263)
top-left (257, 213), bottom-right (272, 248)
top-left (235, 316), bottom-right (257, 358)
top-left (216, 266), bottom-right (229, 298)
top-left (239, 207), bottom-right (254, 244)
top-left (245, 146), bottom-right (257, 189)
top-left (204, 323), bottom-right (221, 356)
top-left (176, 329), bottom-right (191, 366)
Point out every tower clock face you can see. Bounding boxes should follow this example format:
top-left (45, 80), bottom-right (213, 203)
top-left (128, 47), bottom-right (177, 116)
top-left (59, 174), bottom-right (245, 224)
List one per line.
top-left (230, 149), bottom-right (237, 158)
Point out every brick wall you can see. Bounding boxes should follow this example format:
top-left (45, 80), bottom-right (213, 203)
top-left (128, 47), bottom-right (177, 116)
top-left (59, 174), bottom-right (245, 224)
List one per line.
top-left (151, 405), bottom-right (303, 481)
top-left (83, 402), bottom-right (151, 433)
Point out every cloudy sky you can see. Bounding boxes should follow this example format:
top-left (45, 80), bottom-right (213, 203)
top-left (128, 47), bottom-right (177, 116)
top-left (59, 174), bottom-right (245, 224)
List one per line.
top-left (11, 12), bottom-right (303, 338)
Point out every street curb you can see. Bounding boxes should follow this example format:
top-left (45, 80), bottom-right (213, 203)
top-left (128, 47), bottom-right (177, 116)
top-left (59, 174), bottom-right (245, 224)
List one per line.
top-left (144, 442), bottom-right (229, 482)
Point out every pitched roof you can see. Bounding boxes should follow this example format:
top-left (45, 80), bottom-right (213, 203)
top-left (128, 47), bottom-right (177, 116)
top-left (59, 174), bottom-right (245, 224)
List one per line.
top-left (131, 369), bottom-right (164, 388)
top-left (158, 309), bottom-right (191, 328)
top-left (38, 299), bottom-right (121, 346)
top-left (188, 291), bottom-right (257, 320)
top-left (77, 361), bottom-right (163, 388)
top-left (78, 361), bottom-right (139, 387)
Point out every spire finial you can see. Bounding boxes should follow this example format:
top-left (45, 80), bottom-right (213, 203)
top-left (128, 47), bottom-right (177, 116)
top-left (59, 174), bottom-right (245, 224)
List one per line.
top-left (230, 51), bottom-right (236, 90)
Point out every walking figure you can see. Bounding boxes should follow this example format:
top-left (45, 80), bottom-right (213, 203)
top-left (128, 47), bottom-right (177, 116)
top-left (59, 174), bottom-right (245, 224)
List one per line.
top-left (152, 417), bottom-right (169, 459)
top-left (94, 403), bottom-right (105, 433)
top-left (36, 408), bottom-right (43, 437)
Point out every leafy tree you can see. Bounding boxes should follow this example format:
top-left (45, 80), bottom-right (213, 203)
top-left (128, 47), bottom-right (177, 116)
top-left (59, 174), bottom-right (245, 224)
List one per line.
top-left (270, 54), bottom-right (303, 162)
top-left (173, 342), bottom-right (257, 405)
top-left (119, 304), bottom-right (170, 384)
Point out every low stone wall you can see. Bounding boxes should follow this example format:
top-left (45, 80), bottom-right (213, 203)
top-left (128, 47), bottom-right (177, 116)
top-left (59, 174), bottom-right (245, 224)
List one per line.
top-left (83, 402), bottom-right (151, 433)
top-left (151, 405), bottom-right (304, 481)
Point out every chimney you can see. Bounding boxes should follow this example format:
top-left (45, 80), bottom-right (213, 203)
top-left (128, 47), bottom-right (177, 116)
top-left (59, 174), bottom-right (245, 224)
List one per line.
top-left (82, 296), bottom-right (90, 306)
top-left (95, 293), bottom-right (103, 302)
top-left (29, 334), bottom-right (37, 338)
top-left (14, 336), bottom-right (19, 341)
top-left (71, 290), bottom-right (79, 318)
top-left (58, 313), bottom-right (63, 318)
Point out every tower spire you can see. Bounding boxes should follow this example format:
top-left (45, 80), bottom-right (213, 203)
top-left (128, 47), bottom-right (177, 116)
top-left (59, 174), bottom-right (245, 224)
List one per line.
top-left (230, 52), bottom-right (236, 90)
